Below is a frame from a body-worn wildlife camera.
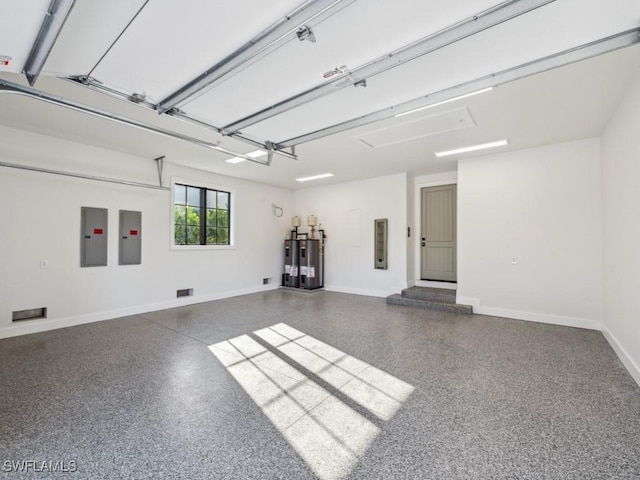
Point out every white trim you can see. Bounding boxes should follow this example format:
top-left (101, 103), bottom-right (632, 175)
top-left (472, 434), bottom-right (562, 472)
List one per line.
top-left (473, 304), bottom-right (601, 331)
top-left (413, 172), bottom-right (458, 285)
top-left (0, 284), bottom-right (278, 340)
top-left (324, 285), bottom-right (392, 298)
top-left (602, 326), bottom-right (640, 388)
top-left (456, 295), bottom-right (481, 310)
top-left (416, 280), bottom-right (457, 290)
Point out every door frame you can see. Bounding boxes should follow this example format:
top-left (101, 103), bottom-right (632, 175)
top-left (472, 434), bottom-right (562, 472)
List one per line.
top-left (413, 173), bottom-right (458, 289)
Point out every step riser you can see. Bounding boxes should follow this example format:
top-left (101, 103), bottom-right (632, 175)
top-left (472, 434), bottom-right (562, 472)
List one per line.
top-left (401, 289), bottom-right (456, 303)
top-left (386, 295), bottom-right (473, 315)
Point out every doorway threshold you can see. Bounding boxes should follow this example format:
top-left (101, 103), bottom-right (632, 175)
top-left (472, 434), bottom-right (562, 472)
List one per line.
top-left (415, 280), bottom-right (457, 290)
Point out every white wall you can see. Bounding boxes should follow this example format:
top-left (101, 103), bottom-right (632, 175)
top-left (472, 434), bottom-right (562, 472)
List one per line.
top-left (457, 138), bottom-right (603, 330)
top-left (293, 174), bottom-right (408, 297)
top-left (601, 71), bottom-right (640, 385)
top-left (406, 174), bottom-right (415, 287)
top-left (0, 126), bottom-right (293, 338)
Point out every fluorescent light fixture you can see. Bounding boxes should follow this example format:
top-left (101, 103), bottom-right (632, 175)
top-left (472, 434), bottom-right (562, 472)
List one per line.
top-left (296, 173), bottom-right (334, 182)
top-left (434, 139), bottom-right (509, 157)
top-left (225, 150), bottom-right (267, 164)
top-left (395, 87), bottom-right (494, 118)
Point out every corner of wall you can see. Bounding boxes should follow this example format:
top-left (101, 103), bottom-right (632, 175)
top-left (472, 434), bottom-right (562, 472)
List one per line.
top-left (602, 326), bottom-right (640, 387)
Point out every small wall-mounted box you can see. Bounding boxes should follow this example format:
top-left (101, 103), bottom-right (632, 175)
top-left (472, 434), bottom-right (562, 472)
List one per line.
top-left (374, 219), bottom-right (388, 270)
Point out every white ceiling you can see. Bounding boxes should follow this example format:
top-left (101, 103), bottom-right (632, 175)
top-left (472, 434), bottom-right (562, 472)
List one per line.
top-left (0, 0), bottom-right (639, 189)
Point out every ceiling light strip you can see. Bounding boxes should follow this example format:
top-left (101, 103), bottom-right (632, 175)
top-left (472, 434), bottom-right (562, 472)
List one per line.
top-left (167, 110), bottom-right (296, 161)
top-left (394, 87), bottom-right (494, 118)
top-left (278, 28), bottom-right (640, 148)
top-left (61, 76), bottom-right (297, 161)
top-left (226, 150), bottom-right (267, 164)
top-left (435, 140), bottom-right (509, 157)
top-left (0, 79), bottom-right (268, 166)
top-left (23, 0), bottom-right (77, 86)
top-left (296, 173), bottom-right (334, 182)
top-left (157, 0), bottom-right (357, 114)
top-left (222, 0), bottom-right (555, 133)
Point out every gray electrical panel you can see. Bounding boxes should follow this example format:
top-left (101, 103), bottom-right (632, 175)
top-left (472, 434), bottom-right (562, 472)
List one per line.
top-left (81, 207), bottom-right (108, 267)
top-left (119, 210), bottom-right (142, 265)
top-left (299, 239), bottom-right (323, 290)
top-left (283, 239), bottom-right (300, 287)
top-left (374, 219), bottom-right (388, 270)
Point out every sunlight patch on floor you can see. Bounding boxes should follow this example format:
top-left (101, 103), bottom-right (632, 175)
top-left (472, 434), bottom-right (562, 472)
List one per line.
top-left (209, 323), bottom-right (414, 480)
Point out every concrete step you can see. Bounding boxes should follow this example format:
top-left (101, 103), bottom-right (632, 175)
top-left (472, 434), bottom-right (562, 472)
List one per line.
top-left (386, 294), bottom-right (473, 315)
top-left (402, 286), bottom-right (456, 303)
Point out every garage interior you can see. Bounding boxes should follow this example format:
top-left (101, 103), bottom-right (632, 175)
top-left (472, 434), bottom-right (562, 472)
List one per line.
top-left (1, 0), bottom-right (640, 478)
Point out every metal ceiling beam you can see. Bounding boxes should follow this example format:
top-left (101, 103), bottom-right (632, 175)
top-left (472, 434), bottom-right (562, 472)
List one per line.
top-left (63, 75), bottom-right (298, 161)
top-left (278, 28), bottom-right (640, 148)
top-left (222, 0), bottom-right (555, 134)
top-left (23, 0), bottom-right (77, 86)
top-left (156, 0), bottom-right (356, 114)
top-left (0, 79), bottom-right (270, 166)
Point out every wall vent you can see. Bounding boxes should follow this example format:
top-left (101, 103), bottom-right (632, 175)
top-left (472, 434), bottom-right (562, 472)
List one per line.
top-left (177, 288), bottom-right (193, 298)
top-left (263, 277), bottom-right (271, 285)
top-left (12, 307), bottom-right (47, 322)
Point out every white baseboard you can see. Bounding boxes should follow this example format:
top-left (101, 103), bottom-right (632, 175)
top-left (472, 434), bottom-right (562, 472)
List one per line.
top-left (456, 295), bottom-right (480, 310)
top-left (0, 284), bottom-right (279, 339)
top-left (477, 305), bottom-right (600, 331)
top-left (602, 326), bottom-right (640, 388)
top-left (457, 295), bottom-right (600, 330)
top-left (324, 285), bottom-right (391, 298)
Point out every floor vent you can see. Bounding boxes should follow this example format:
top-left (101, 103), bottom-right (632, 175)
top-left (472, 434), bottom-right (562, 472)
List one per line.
top-left (12, 307), bottom-right (47, 322)
top-left (177, 288), bottom-right (193, 298)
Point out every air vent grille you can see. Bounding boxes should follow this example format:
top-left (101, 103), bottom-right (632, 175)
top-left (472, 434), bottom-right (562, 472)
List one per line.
top-left (177, 288), bottom-right (193, 298)
top-left (12, 307), bottom-right (47, 322)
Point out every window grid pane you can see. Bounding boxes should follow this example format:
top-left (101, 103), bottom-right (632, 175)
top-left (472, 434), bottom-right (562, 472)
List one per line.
top-left (175, 184), bottom-right (231, 246)
top-left (217, 191), bottom-right (229, 210)
top-left (187, 187), bottom-right (200, 206)
top-left (174, 184), bottom-right (187, 205)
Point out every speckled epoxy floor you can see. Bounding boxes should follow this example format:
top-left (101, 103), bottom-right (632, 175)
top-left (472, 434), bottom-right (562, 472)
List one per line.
top-left (1, 290), bottom-right (639, 479)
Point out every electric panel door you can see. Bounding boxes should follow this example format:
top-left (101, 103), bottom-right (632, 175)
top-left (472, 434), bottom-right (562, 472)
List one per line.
top-left (119, 210), bottom-right (142, 265)
top-left (81, 207), bottom-right (108, 267)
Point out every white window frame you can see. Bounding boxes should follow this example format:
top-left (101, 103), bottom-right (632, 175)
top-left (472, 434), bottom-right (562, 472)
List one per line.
top-left (170, 177), bottom-right (236, 250)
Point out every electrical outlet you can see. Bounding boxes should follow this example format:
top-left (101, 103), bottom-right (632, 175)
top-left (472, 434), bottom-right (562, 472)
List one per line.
top-left (40, 260), bottom-right (48, 269)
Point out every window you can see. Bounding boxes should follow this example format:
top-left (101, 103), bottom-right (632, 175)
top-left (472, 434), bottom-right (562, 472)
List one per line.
top-left (174, 183), bottom-right (231, 246)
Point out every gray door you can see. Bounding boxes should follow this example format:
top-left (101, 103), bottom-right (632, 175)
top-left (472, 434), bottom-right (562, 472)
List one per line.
top-left (421, 185), bottom-right (456, 281)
